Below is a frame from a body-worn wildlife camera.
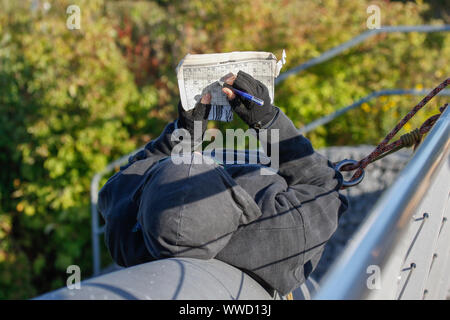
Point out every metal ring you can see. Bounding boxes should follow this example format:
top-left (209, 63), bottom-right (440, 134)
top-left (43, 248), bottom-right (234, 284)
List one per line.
top-left (334, 159), bottom-right (365, 188)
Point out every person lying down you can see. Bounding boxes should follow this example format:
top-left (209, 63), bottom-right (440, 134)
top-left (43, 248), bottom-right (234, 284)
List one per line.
top-left (98, 71), bottom-right (348, 297)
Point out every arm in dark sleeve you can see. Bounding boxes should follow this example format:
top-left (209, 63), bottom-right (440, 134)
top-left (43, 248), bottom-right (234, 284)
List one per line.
top-left (258, 107), bottom-right (343, 190)
top-left (259, 107), bottom-right (348, 280)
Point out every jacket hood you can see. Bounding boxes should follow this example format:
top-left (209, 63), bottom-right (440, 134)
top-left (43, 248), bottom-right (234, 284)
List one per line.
top-left (135, 152), bottom-right (262, 259)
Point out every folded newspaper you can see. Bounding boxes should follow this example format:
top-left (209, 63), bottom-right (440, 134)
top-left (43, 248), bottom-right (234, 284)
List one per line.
top-left (176, 50), bottom-right (286, 122)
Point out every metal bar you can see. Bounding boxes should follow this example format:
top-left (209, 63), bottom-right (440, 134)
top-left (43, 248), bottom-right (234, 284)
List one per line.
top-left (90, 174), bottom-right (101, 276)
top-left (314, 106), bottom-right (450, 300)
top-left (275, 25), bottom-right (450, 84)
top-left (299, 89), bottom-right (450, 134)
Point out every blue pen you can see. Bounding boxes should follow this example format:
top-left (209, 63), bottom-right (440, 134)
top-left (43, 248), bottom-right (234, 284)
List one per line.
top-left (219, 80), bottom-right (264, 106)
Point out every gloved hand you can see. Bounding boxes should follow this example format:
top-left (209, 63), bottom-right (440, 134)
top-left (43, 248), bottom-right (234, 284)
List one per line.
top-left (177, 93), bottom-right (212, 138)
top-left (222, 71), bottom-right (277, 129)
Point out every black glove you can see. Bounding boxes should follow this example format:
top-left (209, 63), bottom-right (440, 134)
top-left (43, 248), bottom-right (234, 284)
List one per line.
top-left (227, 70), bottom-right (277, 129)
top-left (177, 99), bottom-right (211, 138)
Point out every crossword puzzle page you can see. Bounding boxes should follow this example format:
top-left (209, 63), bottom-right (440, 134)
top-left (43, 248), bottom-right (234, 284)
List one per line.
top-left (176, 51), bottom-right (283, 122)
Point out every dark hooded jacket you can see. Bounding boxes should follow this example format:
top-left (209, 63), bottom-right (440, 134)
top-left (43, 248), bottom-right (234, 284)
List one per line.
top-left (98, 107), bottom-right (348, 295)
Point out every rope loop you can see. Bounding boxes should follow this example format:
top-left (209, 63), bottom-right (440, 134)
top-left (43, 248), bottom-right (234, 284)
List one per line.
top-left (336, 78), bottom-right (449, 189)
top-left (334, 159), bottom-right (365, 188)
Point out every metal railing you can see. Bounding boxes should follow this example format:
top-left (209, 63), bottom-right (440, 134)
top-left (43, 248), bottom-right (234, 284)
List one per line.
top-left (90, 24), bottom-right (450, 276)
top-left (314, 106), bottom-right (450, 299)
top-left (275, 25), bottom-right (450, 84)
top-left (299, 89), bottom-right (450, 134)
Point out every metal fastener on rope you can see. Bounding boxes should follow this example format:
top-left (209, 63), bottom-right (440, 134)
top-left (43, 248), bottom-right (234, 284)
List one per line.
top-left (400, 128), bottom-right (422, 149)
top-left (341, 79), bottom-right (449, 190)
top-left (334, 159), bottom-right (365, 188)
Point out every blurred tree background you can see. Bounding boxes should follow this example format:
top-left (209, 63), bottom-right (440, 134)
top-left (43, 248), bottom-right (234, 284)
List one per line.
top-left (0, 0), bottom-right (448, 298)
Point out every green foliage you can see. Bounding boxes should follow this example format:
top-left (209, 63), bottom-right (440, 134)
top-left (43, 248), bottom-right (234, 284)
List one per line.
top-left (0, 0), bottom-right (448, 298)
top-left (0, 0), bottom-right (156, 298)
